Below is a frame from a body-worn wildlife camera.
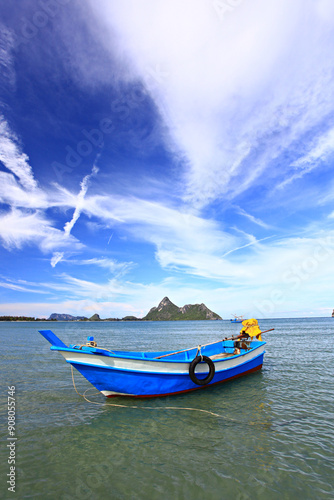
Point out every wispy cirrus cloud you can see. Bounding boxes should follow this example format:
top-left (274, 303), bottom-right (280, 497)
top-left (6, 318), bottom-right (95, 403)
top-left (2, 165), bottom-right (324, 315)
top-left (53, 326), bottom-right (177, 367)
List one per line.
top-left (293, 127), bottom-right (334, 168)
top-left (49, 255), bottom-right (135, 276)
top-left (234, 207), bottom-right (272, 229)
top-left (9, 223), bottom-right (334, 317)
top-left (0, 280), bottom-right (49, 294)
top-left (72, 257), bottom-right (135, 277)
top-left (0, 171), bottom-right (47, 209)
top-left (0, 208), bottom-right (82, 252)
top-left (277, 127), bottom-right (334, 190)
top-left (0, 126), bottom-right (92, 272)
top-left (0, 116), bottom-right (38, 191)
top-left (79, 193), bottom-right (239, 269)
top-left (86, 0), bottom-right (334, 207)
top-left (0, 123), bottom-right (99, 264)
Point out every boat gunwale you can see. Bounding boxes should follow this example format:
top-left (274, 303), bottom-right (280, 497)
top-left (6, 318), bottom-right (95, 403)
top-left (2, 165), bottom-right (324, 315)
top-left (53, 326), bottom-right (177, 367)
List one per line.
top-left (51, 341), bottom-right (266, 364)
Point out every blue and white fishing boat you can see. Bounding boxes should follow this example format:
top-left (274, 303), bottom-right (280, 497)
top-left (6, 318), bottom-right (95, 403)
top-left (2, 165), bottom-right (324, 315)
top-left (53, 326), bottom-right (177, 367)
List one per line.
top-left (39, 327), bottom-right (268, 398)
top-left (230, 314), bottom-right (244, 323)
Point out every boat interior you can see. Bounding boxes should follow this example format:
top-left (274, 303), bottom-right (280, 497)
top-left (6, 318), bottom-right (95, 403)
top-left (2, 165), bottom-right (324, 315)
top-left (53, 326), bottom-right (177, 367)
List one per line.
top-left (68, 339), bottom-right (261, 361)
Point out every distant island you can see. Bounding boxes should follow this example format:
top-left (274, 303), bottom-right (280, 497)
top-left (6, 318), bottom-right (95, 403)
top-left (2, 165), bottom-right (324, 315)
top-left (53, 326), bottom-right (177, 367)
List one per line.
top-left (142, 297), bottom-right (222, 321)
top-left (1, 297), bottom-right (222, 322)
top-left (48, 313), bottom-right (125, 321)
top-left (0, 316), bottom-right (55, 322)
top-left (49, 313), bottom-right (91, 321)
top-left (48, 297), bottom-right (221, 321)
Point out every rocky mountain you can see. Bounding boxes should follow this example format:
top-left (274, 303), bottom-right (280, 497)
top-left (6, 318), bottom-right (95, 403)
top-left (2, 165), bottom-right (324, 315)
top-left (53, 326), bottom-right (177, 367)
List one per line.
top-left (48, 313), bottom-right (88, 321)
top-left (143, 297), bottom-right (222, 321)
top-left (48, 313), bottom-right (138, 321)
top-left (48, 299), bottom-right (221, 321)
top-left (88, 313), bottom-right (101, 321)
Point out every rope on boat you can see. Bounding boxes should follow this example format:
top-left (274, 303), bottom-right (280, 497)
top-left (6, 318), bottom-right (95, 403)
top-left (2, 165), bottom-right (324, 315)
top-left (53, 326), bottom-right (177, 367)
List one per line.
top-left (70, 366), bottom-right (222, 418)
top-left (72, 343), bottom-right (116, 354)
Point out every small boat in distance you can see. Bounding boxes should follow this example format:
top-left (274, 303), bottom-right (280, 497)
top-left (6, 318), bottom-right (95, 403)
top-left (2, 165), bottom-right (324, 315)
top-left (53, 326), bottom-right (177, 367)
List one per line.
top-left (230, 314), bottom-right (244, 323)
top-left (39, 327), bottom-right (268, 398)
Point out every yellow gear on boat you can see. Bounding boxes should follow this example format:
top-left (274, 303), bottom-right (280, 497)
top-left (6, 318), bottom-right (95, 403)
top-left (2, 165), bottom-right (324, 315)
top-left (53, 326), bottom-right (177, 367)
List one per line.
top-left (240, 318), bottom-right (262, 340)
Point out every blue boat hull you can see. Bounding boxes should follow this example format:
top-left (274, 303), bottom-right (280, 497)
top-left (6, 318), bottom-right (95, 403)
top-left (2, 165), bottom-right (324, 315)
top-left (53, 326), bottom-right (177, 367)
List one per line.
top-left (39, 329), bottom-right (266, 398)
top-left (71, 352), bottom-right (264, 397)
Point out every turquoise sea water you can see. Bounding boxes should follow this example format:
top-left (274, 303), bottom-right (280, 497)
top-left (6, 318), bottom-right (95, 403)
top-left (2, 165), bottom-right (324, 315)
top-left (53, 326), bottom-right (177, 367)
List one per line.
top-left (1, 318), bottom-right (333, 499)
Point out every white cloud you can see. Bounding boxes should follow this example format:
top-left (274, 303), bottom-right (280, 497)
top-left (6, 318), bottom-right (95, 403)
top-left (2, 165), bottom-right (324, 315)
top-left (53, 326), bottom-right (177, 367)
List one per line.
top-left (292, 127), bottom-right (334, 168)
top-left (73, 257), bottom-right (135, 277)
top-left (51, 252), bottom-right (65, 267)
top-left (0, 299), bottom-right (143, 319)
top-left (86, 0), bottom-right (334, 206)
top-left (0, 151), bottom-right (101, 260)
top-left (222, 235), bottom-right (275, 258)
top-left (276, 127), bottom-right (334, 190)
top-left (0, 208), bottom-right (82, 252)
top-left (82, 193), bottom-right (236, 253)
top-left (11, 224), bottom-right (334, 317)
top-left (64, 165), bottom-right (99, 237)
top-left (234, 207), bottom-right (271, 229)
top-left (2, 222), bottom-right (334, 319)
top-left (0, 281), bottom-right (49, 294)
top-left (0, 116), bottom-right (38, 191)
top-left (45, 188), bottom-right (334, 293)
top-left (79, 192), bottom-right (254, 278)
top-left (0, 172), bottom-right (47, 208)
top-left (50, 255), bottom-right (135, 276)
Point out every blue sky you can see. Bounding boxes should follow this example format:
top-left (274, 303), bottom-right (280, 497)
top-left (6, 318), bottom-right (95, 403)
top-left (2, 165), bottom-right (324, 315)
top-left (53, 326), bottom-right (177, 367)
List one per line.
top-left (1, 0), bottom-right (334, 319)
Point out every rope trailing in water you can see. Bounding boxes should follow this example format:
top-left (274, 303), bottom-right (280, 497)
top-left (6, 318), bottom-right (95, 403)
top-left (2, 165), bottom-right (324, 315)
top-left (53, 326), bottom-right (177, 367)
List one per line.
top-left (70, 366), bottom-right (222, 418)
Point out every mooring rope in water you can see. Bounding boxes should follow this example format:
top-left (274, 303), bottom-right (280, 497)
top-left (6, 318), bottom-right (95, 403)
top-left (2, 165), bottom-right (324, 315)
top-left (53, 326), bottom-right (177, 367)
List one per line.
top-left (70, 366), bottom-right (223, 418)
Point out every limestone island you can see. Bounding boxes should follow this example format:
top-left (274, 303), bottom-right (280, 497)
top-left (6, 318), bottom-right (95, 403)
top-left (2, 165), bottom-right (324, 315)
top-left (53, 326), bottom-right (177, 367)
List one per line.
top-left (47, 297), bottom-right (222, 322)
top-left (142, 297), bottom-right (222, 321)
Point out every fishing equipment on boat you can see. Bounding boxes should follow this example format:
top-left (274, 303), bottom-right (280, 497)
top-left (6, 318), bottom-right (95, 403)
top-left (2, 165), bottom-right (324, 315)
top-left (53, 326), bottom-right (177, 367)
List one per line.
top-left (240, 318), bottom-right (263, 340)
top-left (86, 336), bottom-right (97, 347)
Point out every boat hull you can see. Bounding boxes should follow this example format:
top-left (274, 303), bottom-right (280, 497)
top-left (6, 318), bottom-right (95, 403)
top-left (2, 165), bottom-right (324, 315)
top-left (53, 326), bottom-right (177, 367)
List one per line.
top-left (101, 358), bottom-right (263, 398)
top-left (60, 346), bottom-right (265, 398)
top-left (39, 330), bottom-right (265, 398)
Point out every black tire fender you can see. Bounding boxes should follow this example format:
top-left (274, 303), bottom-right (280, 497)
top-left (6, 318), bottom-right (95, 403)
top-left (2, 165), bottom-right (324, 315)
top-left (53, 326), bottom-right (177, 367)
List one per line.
top-left (189, 355), bottom-right (215, 385)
